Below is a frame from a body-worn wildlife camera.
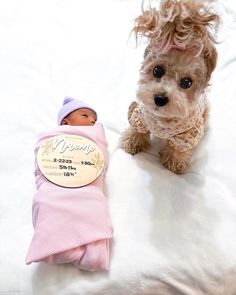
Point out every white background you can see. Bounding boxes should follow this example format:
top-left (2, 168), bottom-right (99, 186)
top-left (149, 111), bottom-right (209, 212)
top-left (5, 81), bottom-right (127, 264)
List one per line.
top-left (0, 1), bottom-right (236, 294)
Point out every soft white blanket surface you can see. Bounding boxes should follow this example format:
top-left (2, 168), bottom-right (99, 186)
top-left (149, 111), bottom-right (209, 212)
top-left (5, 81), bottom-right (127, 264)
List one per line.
top-left (0, 0), bottom-right (236, 294)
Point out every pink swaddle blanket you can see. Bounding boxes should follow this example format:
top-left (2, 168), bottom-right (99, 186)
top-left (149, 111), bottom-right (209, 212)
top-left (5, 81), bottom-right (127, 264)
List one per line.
top-left (26, 124), bottom-right (113, 271)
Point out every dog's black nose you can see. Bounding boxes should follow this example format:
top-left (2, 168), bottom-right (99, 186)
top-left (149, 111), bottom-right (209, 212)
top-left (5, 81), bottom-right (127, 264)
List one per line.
top-left (154, 94), bottom-right (169, 107)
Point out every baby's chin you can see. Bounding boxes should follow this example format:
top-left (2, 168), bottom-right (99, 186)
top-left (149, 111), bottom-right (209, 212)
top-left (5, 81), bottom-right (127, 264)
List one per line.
top-left (64, 122), bottom-right (95, 126)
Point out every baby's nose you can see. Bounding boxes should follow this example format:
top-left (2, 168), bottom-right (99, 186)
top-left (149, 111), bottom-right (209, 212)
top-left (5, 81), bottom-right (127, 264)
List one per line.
top-left (154, 94), bottom-right (169, 107)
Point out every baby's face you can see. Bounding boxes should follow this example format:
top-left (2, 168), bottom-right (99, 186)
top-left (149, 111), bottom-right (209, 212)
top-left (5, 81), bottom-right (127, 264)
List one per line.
top-left (62, 108), bottom-right (97, 126)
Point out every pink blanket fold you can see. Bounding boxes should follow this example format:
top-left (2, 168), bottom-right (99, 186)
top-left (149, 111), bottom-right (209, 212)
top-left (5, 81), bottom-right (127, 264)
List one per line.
top-left (26, 124), bottom-right (113, 272)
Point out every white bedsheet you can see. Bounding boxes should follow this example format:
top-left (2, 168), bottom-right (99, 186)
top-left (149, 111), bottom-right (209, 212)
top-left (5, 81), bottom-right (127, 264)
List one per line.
top-left (0, 0), bottom-right (236, 294)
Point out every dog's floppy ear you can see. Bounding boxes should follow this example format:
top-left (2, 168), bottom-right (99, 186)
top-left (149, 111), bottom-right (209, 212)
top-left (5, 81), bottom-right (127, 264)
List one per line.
top-left (204, 45), bottom-right (218, 84)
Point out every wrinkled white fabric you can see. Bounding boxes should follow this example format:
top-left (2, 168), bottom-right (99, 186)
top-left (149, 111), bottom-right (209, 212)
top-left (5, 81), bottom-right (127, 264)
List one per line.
top-left (1, 0), bottom-right (236, 294)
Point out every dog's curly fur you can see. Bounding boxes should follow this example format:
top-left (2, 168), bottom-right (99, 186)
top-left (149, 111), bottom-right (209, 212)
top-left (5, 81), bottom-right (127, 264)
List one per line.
top-left (121, 0), bottom-right (219, 174)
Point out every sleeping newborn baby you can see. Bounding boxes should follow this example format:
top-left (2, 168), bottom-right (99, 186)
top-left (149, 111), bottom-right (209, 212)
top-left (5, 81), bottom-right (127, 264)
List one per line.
top-left (26, 97), bottom-right (113, 272)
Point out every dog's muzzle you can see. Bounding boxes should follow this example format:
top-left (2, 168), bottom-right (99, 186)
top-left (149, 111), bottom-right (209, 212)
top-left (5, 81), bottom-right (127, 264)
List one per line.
top-left (154, 94), bottom-right (169, 107)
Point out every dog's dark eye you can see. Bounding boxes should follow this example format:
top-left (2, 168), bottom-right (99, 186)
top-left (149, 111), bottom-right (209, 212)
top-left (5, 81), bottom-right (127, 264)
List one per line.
top-left (153, 66), bottom-right (165, 78)
top-left (180, 77), bottom-right (193, 89)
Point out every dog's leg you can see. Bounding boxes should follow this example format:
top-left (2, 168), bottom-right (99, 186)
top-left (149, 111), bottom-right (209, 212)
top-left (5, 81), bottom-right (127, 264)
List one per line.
top-left (203, 106), bottom-right (209, 132)
top-left (159, 141), bottom-right (192, 174)
top-left (121, 127), bottom-right (150, 155)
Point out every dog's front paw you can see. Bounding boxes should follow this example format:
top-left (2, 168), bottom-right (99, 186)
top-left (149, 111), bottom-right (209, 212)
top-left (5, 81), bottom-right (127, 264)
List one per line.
top-left (128, 101), bottom-right (138, 121)
top-left (159, 146), bottom-right (191, 174)
top-left (121, 128), bottom-right (150, 155)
